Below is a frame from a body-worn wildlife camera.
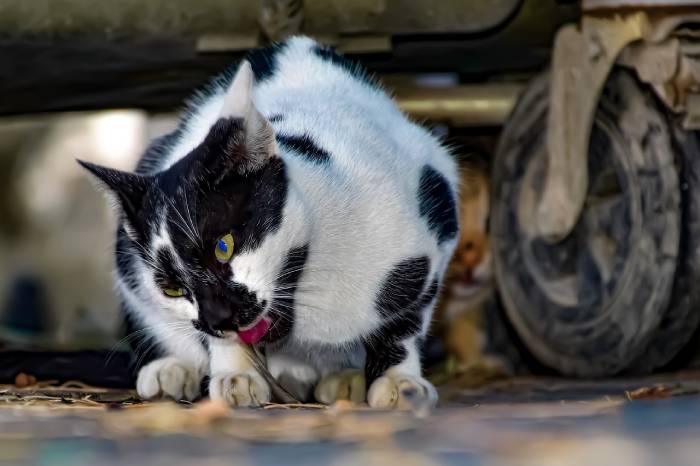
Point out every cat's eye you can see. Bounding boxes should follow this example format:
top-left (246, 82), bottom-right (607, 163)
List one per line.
top-left (215, 233), bottom-right (235, 263)
top-left (162, 287), bottom-right (187, 298)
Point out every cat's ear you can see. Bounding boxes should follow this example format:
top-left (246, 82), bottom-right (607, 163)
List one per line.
top-left (77, 160), bottom-right (150, 239)
top-left (217, 60), bottom-right (277, 172)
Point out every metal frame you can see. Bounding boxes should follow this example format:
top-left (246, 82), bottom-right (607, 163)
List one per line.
top-left (536, 0), bottom-right (700, 240)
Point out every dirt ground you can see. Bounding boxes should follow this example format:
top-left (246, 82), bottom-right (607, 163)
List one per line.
top-left (1, 372), bottom-right (699, 465)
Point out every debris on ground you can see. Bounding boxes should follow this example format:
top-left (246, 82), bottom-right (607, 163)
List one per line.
top-left (0, 373), bottom-right (698, 464)
top-left (626, 385), bottom-right (674, 400)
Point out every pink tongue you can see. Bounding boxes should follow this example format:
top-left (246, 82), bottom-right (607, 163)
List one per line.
top-left (237, 317), bottom-right (271, 344)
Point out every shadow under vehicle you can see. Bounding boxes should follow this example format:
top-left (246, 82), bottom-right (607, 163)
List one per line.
top-left (8, 1), bottom-right (700, 380)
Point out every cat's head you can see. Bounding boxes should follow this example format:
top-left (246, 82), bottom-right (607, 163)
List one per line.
top-left (446, 162), bottom-right (492, 298)
top-left (79, 62), bottom-right (296, 344)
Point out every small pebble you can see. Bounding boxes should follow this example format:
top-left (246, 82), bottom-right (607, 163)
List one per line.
top-left (14, 373), bottom-right (37, 388)
top-left (191, 399), bottom-right (230, 424)
top-left (330, 399), bottom-right (357, 412)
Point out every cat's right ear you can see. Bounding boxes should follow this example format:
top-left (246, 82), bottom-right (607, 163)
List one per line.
top-left (77, 160), bottom-right (151, 239)
top-left (217, 61), bottom-right (277, 172)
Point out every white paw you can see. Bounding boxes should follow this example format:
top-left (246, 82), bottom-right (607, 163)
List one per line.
top-left (367, 374), bottom-right (437, 409)
top-left (136, 357), bottom-right (201, 401)
top-left (209, 370), bottom-right (271, 408)
top-left (314, 370), bottom-right (366, 405)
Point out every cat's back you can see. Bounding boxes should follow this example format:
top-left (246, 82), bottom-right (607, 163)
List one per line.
top-left (143, 37), bottom-right (454, 189)
top-left (256, 37), bottom-right (454, 177)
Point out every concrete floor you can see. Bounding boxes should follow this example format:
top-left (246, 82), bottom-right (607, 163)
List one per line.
top-left (1, 371), bottom-right (700, 465)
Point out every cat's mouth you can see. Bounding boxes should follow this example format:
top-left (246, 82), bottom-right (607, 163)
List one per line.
top-left (237, 314), bottom-right (272, 344)
top-left (192, 313), bottom-right (274, 343)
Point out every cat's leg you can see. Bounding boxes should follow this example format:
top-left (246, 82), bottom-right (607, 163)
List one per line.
top-left (363, 264), bottom-right (441, 409)
top-left (207, 338), bottom-right (271, 407)
top-left (137, 357), bottom-right (204, 401)
top-left (365, 336), bottom-right (437, 409)
top-left (125, 306), bottom-right (207, 402)
top-left (314, 369), bottom-right (366, 404)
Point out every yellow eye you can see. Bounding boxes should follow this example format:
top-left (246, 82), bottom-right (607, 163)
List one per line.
top-left (215, 233), bottom-right (235, 263)
top-left (162, 287), bottom-right (186, 298)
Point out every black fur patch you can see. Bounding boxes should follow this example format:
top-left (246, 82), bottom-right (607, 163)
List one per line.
top-left (365, 341), bottom-right (407, 384)
top-left (276, 133), bottom-right (331, 164)
top-left (375, 257), bottom-right (430, 319)
top-left (111, 114), bottom-right (290, 336)
top-left (247, 42), bottom-right (286, 82)
top-left (418, 165), bottom-right (458, 245)
top-left (135, 130), bottom-right (181, 175)
top-left (312, 44), bottom-right (377, 88)
top-left (162, 155), bottom-right (287, 332)
top-left (153, 248), bottom-right (189, 297)
top-left (173, 42), bottom-right (286, 143)
top-left (268, 114), bottom-right (285, 123)
top-left (157, 118), bottom-right (289, 254)
top-left (364, 257), bottom-right (437, 382)
top-left (134, 42), bottom-right (286, 177)
top-left (196, 282), bottom-right (264, 333)
top-left (268, 245), bottom-right (310, 343)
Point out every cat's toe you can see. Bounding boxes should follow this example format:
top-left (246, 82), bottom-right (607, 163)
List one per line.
top-left (314, 370), bottom-right (366, 404)
top-left (136, 357), bottom-right (201, 401)
top-left (367, 375), bottom-right (437, 409)
top-left (209, 371), bottom-right (271, 408)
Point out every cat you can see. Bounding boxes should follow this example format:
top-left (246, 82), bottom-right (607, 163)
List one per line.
top-left (79, 37), bottom-right (459, 408)
top-left (434, 161), bottom-right (510, 380)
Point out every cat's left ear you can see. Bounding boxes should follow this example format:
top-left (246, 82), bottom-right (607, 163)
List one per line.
top-left (77, 160), bottom-right (151, 240)
top-left (218, 61), bottom-right (277, 172)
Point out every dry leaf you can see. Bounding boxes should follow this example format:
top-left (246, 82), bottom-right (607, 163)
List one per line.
top-left (626, 385), bottom-right (672, 400)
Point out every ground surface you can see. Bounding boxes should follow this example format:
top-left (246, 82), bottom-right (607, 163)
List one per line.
top-left (1, 372), bottom-right (700, 465)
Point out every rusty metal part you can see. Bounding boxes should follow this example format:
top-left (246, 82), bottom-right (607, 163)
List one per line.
top-left (538, 5), bottom-right (700, 241)
top-left (393, 84), bottom-right (524, 127)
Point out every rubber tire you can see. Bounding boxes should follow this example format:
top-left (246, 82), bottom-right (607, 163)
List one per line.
top-left (491, 69), bottom-right (681, 377)
top-left (629, 127), bottom-right (700, 373)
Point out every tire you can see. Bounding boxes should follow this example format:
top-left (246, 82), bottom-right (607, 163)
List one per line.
top-left (629, 127), bottom-right (700, 372)
top-left (491, 69), bottom-right (681, 376)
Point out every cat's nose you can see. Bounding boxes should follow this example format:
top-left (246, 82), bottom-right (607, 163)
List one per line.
top-left (200, 303), bottom-right (236, 332)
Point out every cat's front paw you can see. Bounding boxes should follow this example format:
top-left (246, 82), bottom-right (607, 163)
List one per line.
top-left (136, 357), bottom-right (201, 401)
top-left (314, 370), bottom-right (366, 404)
top-left (209, 370), bottom-right (271, 408)
top-left (367, 374), bottom-right (437, 409)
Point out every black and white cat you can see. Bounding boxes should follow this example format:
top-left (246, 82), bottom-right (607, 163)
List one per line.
top-left (80, 37), bottom-right (459, 408)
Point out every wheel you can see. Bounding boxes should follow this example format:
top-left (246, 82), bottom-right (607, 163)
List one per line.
top-left (491, 69), bottom-right (681, 376)
top-left (629, 127), bottom-right (700, 372)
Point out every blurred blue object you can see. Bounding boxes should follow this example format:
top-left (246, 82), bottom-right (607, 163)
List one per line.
top-left (1, 274), bottom-right (48, 336)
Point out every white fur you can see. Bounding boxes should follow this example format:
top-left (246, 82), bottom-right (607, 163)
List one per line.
top-left (119, 37), bottom-right (458, 406)
top-left (136, 356), bottom-right (201, 401)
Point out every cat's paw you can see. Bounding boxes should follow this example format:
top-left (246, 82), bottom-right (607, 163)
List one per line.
top-left (314, 370), bottom-right (366, 404)
top-left (136, 357), bottom-right (201, 401)
top-left (367, 374), bottom-right (437, 409)
top-left (209, 370), bottom-right (271, 408)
